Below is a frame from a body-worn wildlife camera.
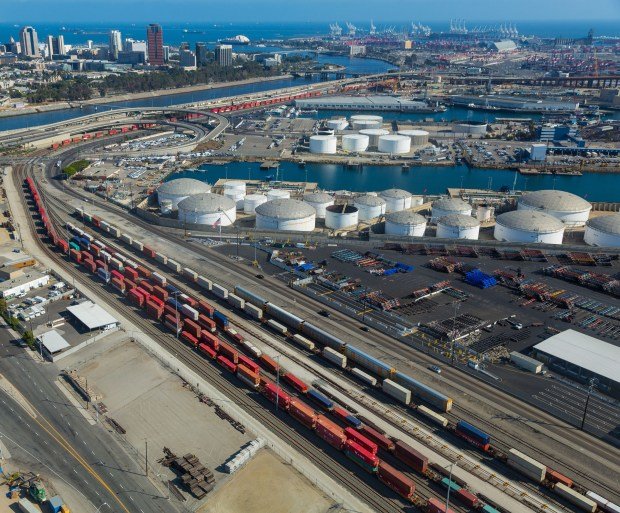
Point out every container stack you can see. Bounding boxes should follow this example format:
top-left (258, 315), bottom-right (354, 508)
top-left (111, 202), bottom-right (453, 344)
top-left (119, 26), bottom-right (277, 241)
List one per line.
top-left (465, 269), bottom-right (497, 289)
top-left (169, 453), bottom-right (215, 499)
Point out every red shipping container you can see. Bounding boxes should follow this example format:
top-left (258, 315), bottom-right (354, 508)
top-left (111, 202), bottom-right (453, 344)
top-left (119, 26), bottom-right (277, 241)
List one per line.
top-left (315, 415), bottom-right (346, 450)
top-left (124, 267), bottom-right (139, 281)
top-left (454, 488), bottom-right (478, 508)
top-left (237, 364), bottom-right (260, 388)
top-left (152, 286), bottom-right (169, 301)
top-left (90, 244), bottom-right (101, 256)
top-left (111, 277), bottom-right (126, 294)
top-left (182, 331), bottom-right (198, 347)
top-left (142, 245), bottom-right (155, 259)
top-left (259, 354), bottom-right (279, 374)
top-left (393, 440), bottom-right (428, 474)
top-left (200, 331), bottom-right (220, 351)
top-left (136, 266), bottom-right (151, 278)
top-left (426, 497), bottom-right (456, 513)
top-left (228, 330), bottom-right (244, 344)
top-left (360, 425), bottom-right (395, 451)
top-left (198, 343), bottom-right (217, 359)
top-left (69, 249), bottom-right (81, 262)
top-left (198, 314), bottom-right (216, 333)
top-left (333, 406), bottom-right (353, 424)
top-left (149, 295), bottom-right (164, 308)
top-left (84, 260), bottom-right (96, 274)
top-left (95, 259), bottom-right (106, 270)
top-left (182, 296), bottom-right (198, 308)
top-left (282, 373), bottom-right (309, 393)
top-left (164, 314), bottom-right (181, 334)
top-left (219, 341), bottom-right (238, 364)
top-left (140, 281), bottom-right (154, 294)
top-left (262, 383), bottom-right (290, 409)
top-left (146, 301), bottom-right (163, 320)
top-left (81, 251), bottom-right (93, 261)
top-left (217, 355), bottom-right (237, 373)
top-left (289, 398), bottom-right (317, 429)
top-left (128, 289), bottom-right (145, 307)
top-left (164, 304), bottom-right (180, 320)
top-left (135, 288), bottom-right (151, 302)
top-left (238, 354), bottom-right (260, 374)
top-left (184, 319), bottom-right (201, 339)
top-left (124, 279), bottom-right (137, 291)
top-left (57, 239), bottom-right (69, 253)
top-left (377, 461), bottom-right (415, 499)
top-left (344, 427), bottom-right (378, 455)
top-left (110, 270), bottom-right (124, 281)
top-left (345, 440), bottom-right (379, 467)
top-left (198, 300), bottom-right (214, 316)
top-left (545, 468), bottom-right (573, 488)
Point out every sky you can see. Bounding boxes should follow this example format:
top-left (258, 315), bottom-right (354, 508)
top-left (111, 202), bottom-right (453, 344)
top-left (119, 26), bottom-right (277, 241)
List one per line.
top-left (6, 0), bottom-right (620, 23)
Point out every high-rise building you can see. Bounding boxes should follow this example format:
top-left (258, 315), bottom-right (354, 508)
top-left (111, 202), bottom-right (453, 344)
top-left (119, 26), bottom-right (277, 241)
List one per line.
top-left (179, 48), bottom-right (197, 70)
top-left (146, 24), bottom-right (164, 65)
top-left (108, 30), bottom-right (122, 60)
top-left (215, 44), bottom-right (232, 67)
top-left (46, 35), bottom-right (65, 59)
top-left (19, 26), bottom-right (40, 58)
top-left (163, 46), bottom-right (170, 63)
top-left (195, 42), bottom-right (208, 66)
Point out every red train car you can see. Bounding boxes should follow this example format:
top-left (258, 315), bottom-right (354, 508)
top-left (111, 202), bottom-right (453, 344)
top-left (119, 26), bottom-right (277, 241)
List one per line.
top-left (359, 425), bottom-right (395, 452)
top-left (377, 461), bottom-right (415, 499)
top-left (315, 415), bottom-right (346, 450)
top-left (344, 427), bottom-right (378, 455)
top-left (217, 355), bottom-right (237, 373)
top-left (238, 354), bottom-right (260, 374)
top-left (289, 398), bottom-right (317, 429)
top-left (282, 372), bottom-right (309, 394)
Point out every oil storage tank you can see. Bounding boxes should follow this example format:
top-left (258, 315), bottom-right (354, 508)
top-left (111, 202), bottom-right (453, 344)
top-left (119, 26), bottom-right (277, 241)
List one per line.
top-left (243, 194), bottom-right (268, 214)
top-left (385, 211), bottom-right (427, 237)
top-left (397, 129), bottom-right (429, 146)
top-left (436, 214), bottom-right (480, 240)
top-left (309, 135), bottom-right (337, 154)
top-left (431, 198), bottom-right (472, 222)
top-left (303, 192), bottom-right (334, 218)
top-left (157, 178), bottom-right (212, 209)
top-left (360, 128), bottom-right (389, 149)
top-left (326, 118), bottom-right (349, 131)
top-left (517, 189), bottom-right (591, 227)
top-left (255, 199), bottom-right (316, 232)
top-left (342, 134), bottom-right (369, 152)
top-left (266, 189), bottom-right (291, 200)
top-left (453, 121), bottom-right (487, 136)
top-left (350, 115), bottom-right (383, 130)
top-left (354, 195), bottom-right (386, 221)
top-left (177, 193), bottom-right (236, 226)
top-left (584, 214), bottom-right (620, 247)
top-left (378, 134), bottom-right (411, 154)
top-left (379, 189), bottom-right (413, 212)
top-left (494, 210), bottom-right (565, 244)
top-left (325, 204), bottom-right (359, 230)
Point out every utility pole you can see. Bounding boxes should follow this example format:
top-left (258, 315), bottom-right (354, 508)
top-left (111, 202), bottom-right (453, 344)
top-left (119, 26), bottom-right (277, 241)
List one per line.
top-left (580, 378), bottom-right (598, 430)
top-left (145, 439), bottom-right (148, 477)
top-left (445, 463), bottom-right (455, 512)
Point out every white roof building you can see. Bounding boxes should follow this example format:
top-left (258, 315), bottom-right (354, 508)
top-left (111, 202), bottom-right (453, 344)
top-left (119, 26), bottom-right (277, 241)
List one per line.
top-left (37, 330), bottom-right (70, 360)
top-left (66, 301), bottom-right (119, 331)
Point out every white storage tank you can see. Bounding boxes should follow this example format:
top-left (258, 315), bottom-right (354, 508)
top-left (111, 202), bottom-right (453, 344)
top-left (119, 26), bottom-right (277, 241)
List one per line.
top-left (436, 214), bottom-right (480, 240)
top-left (223, 180), bottom-right (246, 194)
top-left (378, 134), bottom-right (411, 154)
top-left (379, 188), bottom-right (413, 213)
top-left (431, 197), bottom-right (472, 222)
top-left (224, 190), bottom-right (245, 210)
top-left (303, 192), bottom-right (334, 218)
top-left (157, 178), bottom-right (211, 209)
top-left (359, 128), bottom-right (389, 149)
top-left (354, 195), bottom-right (386, 221)
top-left (350, 114), bottom-right (383, 130)
top-left (342, 134), bottom-right (369, 152)
top-left (177, 193), bottom-right (236, 226)
top-left (385, 210), bottom-right (427, 237)
top-left (584, 214), bottom-right (620, 247)
top-left (326, 118), bottom-right (349, 131)
top-left (494, 210), bottom-right (565, 244)
top-left (325, 204), bottom-right (359, 229)
top-left (255, 198), bottom-right (316, 232)
top-left (243, 194), bottom-right (268, 214)
top-left (398, 129), bottom-right (429, 146)
top-left (476, 204), bottom-right (494, 222)
top-left (309, 135), bottom-right (337, 154)
top-left (411, 195), bottom-right (424, 207)
top-left (266, 189), bottom-right (290, 201)
top-left (454, 121), bottom-right (488, 135)
top-left (159, 199), bottom-right (173, 214)
top-left (518, 189), bottom-right (591, 227)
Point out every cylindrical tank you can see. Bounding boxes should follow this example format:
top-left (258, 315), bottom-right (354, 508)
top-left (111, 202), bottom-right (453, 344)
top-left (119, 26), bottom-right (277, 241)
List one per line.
top-left (411, 195), bottom-right (424, 207)
top-left (255, 199), bottom-right (316, 232)
top-left (379, 189), bottom-right (413, 213)
top-left (326, 118), bottom-right (349, 131)
top-left (436, 214), bottom-right (480, 240)
top-left (476, 204), bottom-right (494, 222)
top-left (397, 129), bottom-right (429, 146)
top-left (303, 192), bottom-right (334, 219)
top-left (243, 194), bottom-right (268, 214)
top-left (378, 135), bottom-right (411, 154)
top-left (360, 128), bottom-right (390, 149)
top-left (354, 195), bottom-right (387, 221)
top-left (223, 180), bottom-right (246, 194)
top-left (350, 115), bottom-right (383, 130)
top-left (453, 121), bottom-right (488, 135)
top-left (517, 190), bottom-right (591, 227)
top-left (342, 134), bottom-right (369, 152)
top-left (159, 199), bottom-right (173, 214)
top-left (431, 198), bottom-right (472, 222)
top-left (584, 214), bottom-right (620, 247)
top-left (309, 135), bottom-right (337, 154)
top-left (177, 193), bottom-right (236, 226)
top-left (325, 204), bottom-right (359, 229)
top-left (266, 189), bottom-right (291, 200)
top-left (494, 210), bottom-right (565, 244)
top-left (385, 211), bottom-right (427, 237)
top-left (157, 178), bottom-right (212, 209)
top-left (224, 190), bottom-right (245, 210)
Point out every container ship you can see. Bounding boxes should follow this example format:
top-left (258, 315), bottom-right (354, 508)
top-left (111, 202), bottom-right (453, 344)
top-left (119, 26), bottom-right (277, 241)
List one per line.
top-left (218, 35), bottom-right (250, 45)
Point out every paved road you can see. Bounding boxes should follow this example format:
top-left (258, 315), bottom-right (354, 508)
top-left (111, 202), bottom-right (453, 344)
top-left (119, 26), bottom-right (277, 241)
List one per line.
top-left (0, 328), bottom-right (181, 513)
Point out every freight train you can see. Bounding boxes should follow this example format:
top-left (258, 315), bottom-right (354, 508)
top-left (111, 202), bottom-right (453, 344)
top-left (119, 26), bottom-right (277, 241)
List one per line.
top-left (58, 203), bottom-right (619, 513)
top-left (209, 90), bottom-right (322, 114)
top-left (49, 124), bottom-right (144, 150)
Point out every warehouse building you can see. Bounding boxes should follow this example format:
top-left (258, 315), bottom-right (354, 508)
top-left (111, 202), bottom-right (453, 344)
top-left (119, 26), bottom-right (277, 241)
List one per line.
top-left (37, 330), bottom-right (71, 361)
top-left (532, 330), bottom-right (620, 399)
top-left (66, 301), bottom-right (120, 332)
top-left (0, 272), bottom-right (50, 298)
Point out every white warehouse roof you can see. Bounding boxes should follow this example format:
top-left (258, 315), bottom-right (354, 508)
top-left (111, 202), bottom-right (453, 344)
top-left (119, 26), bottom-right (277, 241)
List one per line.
top-left (534, 329), bottom-right (620, 384)
top-left (66, 301), bottom-right (119, 330)
top-left (37, 330), bottom-right (70, 354)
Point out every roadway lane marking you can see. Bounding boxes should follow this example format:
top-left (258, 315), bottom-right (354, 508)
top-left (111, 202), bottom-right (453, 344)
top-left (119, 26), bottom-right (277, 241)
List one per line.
top-left (129, 496), bottom-right (134, 502)
top-left (119, 484), bottom-right (124, 489)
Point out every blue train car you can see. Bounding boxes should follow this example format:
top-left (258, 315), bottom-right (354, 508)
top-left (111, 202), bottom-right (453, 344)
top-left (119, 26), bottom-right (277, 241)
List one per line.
top-left (78, 237), bottom-right (91, 251)
top-left (97, 268), bottom-right (111, 284)
top-left (345, 414), bottom-right (363, 429)
top-left (307, 389), bottom-right (334, 411)
top-left (482, 505), bottom-right (501, 513)
top-left (166, 298), bottom-right (183, 310)
top-left (456, 420), bottom-right (491, 448)
top-left (213, 311), bottom-right (229, 328)
top-left (165, 284), bottom-right (181, 295)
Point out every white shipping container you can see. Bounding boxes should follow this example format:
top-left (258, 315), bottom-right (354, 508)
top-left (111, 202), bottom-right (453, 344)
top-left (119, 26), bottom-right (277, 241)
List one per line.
top-left (100, 250), bottom-right (112, 263)
top-left (155, 252), bottom-right (168, 264)
top-left (382, 379), bottom-right (411, 405)
top-left (585, 491), bottom-right (620, 513)
top-left (109, 226), bottom-right (121, 238)
top-left (121, 233), bottom-right (133, 245)
top-left (212, 283), bottom-right (229, 299)
top-left (351, 368), bottom-right (377, 386)
top-left (181, 304), bottom-right (199, 321)
top-left (292, 333), bottom-right (315, 351)
top-left (417, 405), bottom-right (449, 427)
top-left (125, 259), bottom-right (138, 269)
top-left (115, 254), bottom-right (127, 263)
top-left (151, 272), bottom-right (167, 286)
top-left (227, 293), bottom-right (245, 310)
top-left (554, 483), bottom-right (596, 513)
top-left (267, 319), bottom-right (287, 334)
top-left (510, 351), bottom-right (543, 374)
top-left (109, 258), bottom-right (123, 271)
top-left (183, 267), bottom-right (198, 281)
top-left (244, 303), bottom-right (263, 320)
top-left (132, 240), bottom-right (143, 252)
top-left (101, 221), bottom-right (110, 231)
top-left (241, 339), bottom-right (262, 358)
top-left (323, 347), bottom-right (346, 368)
top-left (507, 449), bottom-right (546, 482)
top-left (197, 275), bottom-right (212, 290)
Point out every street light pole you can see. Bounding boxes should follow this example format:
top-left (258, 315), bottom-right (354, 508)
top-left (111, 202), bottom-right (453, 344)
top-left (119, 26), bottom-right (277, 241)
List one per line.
top-left (445, 463), bottom-right (455, 512)
top-left (580, 378), bottom-right (598, 430)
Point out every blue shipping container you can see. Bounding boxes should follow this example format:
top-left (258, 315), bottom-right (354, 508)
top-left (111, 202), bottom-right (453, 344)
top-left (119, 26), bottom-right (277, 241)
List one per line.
top-left (456, 420), bottom-right (491, 445)
top-left (165, 284), bottom-right (180, 294)
top-left (97, 269), bottom-right (111, 283)
top-left (482, 505), bottom-right (501, 513)
top-left (307, 389), bottom-right (334, 410)
top-left (213, 311), bottom-right (229, 328)
top-left (345, 414), bottom-right (363, 428)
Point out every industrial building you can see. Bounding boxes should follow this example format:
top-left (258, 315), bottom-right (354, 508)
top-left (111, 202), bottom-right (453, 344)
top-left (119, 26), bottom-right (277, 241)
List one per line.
top-left (66, 301), bottom-right (120, 332)
top-left (532, 330), bottom-right (620, 399)
top-left (303, 192), bottom-right (334, 218)
top-left (436, 214), bottom-right (480, 240)
top-left (518, 190), bottom-right (592, 227)
top-left (177, 193), bottom-right (237, 226)
top-left (0, 272), bottom-right (50, 298)
top-left (529, 143), bottom-right (548, 162)
top-left (451, 95), bottom-right (579, 112)
top-left (494, 210), bottom-right (565, 244)
top-left (37, 330), bottom-right (71, 361)
top-left (384, 210), bottom-right (427, 237)
top-left (255, 199), bottom-right (316, 232)
top-left (157, 178), bottom-right (212, 211)
top-left (431, 197), bottom-right (472, 222)
top-left (584, 214), bottom-right (620, 247)
top-left (295, 96), bottom-right (431, 112)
